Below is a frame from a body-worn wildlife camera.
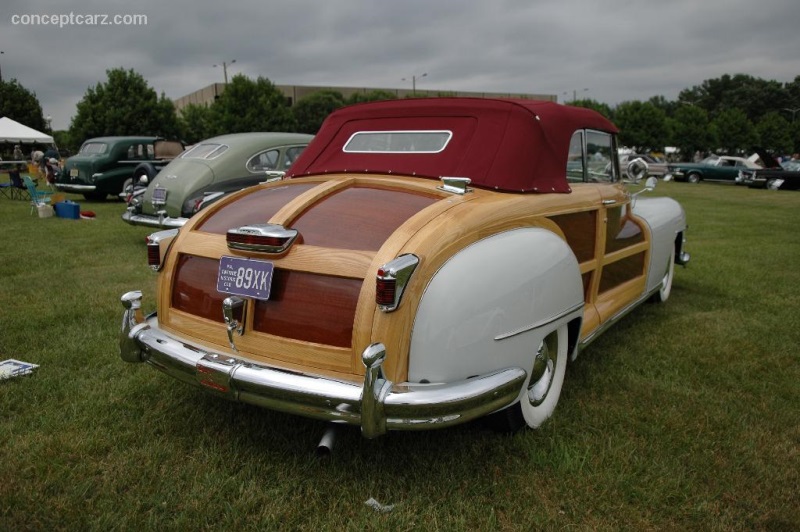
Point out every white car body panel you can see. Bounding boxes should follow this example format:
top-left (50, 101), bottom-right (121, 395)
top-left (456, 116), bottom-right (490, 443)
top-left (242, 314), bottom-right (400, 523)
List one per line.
top-left (632, 196), bottom-right (687, 293)
top-left (408, 228), bottom-right (583, 383)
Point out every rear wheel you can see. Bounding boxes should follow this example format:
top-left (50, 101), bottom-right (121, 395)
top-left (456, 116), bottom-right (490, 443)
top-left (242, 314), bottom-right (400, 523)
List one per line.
top-left (485, 325), bottom-right (568, 432)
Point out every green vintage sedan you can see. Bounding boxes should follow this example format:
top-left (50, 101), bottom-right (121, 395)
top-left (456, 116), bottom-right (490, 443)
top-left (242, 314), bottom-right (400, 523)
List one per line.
top-left (58, 136), bottom-right (184, 200)
top-left (122, 132), bottom-right (312, 228)
top-left (666, 155), bottom-right (761, 183)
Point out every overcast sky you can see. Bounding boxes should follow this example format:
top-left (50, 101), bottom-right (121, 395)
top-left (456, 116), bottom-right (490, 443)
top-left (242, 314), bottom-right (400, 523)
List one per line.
top-left (3, 0), bottom-right (800, 130)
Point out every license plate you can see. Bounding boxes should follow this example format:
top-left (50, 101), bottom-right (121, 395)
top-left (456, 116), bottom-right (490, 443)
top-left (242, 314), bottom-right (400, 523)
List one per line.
top-left (217, 256), bottom-right (274, 300)
top-left (152, 187), bottom-right (167, 203)
top-left (70, 168), bottom-right (79, 177)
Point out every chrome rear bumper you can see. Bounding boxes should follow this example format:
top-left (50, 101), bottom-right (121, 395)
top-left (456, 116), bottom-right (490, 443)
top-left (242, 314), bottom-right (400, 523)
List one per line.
top-left (119, 291), bottom-right (527, 438)
top-left (55, 183), bottom-right (95, 193)
top-left (121, 209), bottom-right (188, 228)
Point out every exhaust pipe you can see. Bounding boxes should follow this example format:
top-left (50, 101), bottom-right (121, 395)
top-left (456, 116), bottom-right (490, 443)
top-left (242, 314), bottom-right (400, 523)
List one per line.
top-left (316, 424), bottom-right (342, 456)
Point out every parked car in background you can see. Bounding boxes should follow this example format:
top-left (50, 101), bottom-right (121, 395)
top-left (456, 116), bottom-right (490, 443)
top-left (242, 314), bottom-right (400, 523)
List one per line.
top-left (620, 153), bottom-right (668, 178)
top-left (122, 132), bottom-right (313, 228)
top-left (737, 151), bottom-right (800, 190)
top-left (57, 137), bottom-right (184, 200)
top-left (120, 98), bottom-right (689, 445)
top-left (666, 155), bottom-right (762, 183)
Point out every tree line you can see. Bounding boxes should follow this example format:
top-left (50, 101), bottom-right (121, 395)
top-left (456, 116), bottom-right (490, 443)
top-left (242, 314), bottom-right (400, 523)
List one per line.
top-left (573, 73), bottom-right (800, 157)
top-left (2, 68), bottom-right (799, 158)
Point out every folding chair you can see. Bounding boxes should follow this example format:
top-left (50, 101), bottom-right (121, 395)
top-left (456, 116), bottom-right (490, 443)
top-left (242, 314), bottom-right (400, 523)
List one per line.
top-left (23, 175), bottom-right (54, 214)
top-left (0, 181), bottom-right (13, 199)
top-left (8, 169), bottom-right (28, 200)
top-left (1, 167), bottom-right (24, 200)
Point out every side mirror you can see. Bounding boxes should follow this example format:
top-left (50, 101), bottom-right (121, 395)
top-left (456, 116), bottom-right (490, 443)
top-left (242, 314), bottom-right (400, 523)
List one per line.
top-left (632, 176), bottom-right (658, 198)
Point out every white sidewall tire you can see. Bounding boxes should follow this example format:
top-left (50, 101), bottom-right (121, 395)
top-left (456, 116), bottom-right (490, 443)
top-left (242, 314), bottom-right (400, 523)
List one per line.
top-left (655, 246), bottom-right (675, 303)
top-left (520, 325), bottom-right (568, 429)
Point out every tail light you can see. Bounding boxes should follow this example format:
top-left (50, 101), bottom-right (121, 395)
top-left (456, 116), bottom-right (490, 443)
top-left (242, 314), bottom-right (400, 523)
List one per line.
top-left (376, 254), bottom-right (419, 312)
top-left (146, 228), bottom-right (179, 271)
top-left (184, 191), bottom-right (225, 216)
top-left (227, 224), bottom-right (298, 254)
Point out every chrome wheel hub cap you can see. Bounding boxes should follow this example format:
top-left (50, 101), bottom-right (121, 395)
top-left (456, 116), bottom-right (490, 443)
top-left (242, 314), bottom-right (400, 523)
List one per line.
top-left (528, 340), bottom-right (554, 406)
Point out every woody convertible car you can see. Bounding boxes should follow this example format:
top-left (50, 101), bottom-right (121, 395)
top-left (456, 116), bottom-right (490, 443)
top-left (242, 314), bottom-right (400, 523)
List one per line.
top-left (119, 98), bottom-right (689, 443)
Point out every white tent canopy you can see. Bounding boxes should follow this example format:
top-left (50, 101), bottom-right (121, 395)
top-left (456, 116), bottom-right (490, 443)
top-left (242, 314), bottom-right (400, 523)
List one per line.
top-left (0, 117), bottom-right (54, 144)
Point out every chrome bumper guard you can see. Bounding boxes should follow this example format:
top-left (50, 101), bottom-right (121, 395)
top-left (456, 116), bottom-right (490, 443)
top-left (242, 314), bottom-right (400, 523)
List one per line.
top-left (120, 291), bottom-right (527, 438)
top-left (121, 209), bottom-right (188, 228)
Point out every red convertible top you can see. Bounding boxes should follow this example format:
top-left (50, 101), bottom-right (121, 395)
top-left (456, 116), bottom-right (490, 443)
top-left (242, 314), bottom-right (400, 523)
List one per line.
top-left (287, 97), bottom-right (618, 193)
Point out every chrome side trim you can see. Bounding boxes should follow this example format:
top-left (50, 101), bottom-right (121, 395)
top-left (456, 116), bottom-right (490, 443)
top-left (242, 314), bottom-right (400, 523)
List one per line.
top-left (494, 302), bottom-right (584, 341)
top-left (578, 294), bottom-right (650, 352)
top-left (119, 291), bottom-right (527, 438)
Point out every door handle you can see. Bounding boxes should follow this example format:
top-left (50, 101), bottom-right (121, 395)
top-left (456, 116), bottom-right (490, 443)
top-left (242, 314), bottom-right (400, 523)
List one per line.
top-left (602, 199), bottom-right (617, 205)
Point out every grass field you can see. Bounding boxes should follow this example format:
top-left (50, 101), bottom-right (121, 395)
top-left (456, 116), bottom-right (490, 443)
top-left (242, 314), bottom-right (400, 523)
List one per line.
top-left (1, 181), bottom-right (798, 530)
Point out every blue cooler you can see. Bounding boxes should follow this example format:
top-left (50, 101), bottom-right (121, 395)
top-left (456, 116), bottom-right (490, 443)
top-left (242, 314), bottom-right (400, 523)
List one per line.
top-left (55, 201), bottom-right (80, 219)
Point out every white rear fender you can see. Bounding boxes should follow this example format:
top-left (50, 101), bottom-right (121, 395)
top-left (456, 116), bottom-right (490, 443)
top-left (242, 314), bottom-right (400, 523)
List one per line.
top-left (408, 228), bottom-right (583, 383)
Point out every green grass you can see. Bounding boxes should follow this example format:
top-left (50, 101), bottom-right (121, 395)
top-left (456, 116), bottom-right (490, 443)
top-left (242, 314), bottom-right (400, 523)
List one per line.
top-left (1, 182), bottom-right (798, 530)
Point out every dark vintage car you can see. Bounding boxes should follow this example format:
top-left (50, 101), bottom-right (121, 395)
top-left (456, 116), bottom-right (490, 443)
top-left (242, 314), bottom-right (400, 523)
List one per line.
top-left (737, 151), bottom-right (800, 190)
top-left (119, 98), bottom-right (690, 446)
top-left (122, 132), bottom-right (313, 228)
top-left (666, 155), bottom-right (762, 183)
top-left (57, 137), bottom-right (184, 200)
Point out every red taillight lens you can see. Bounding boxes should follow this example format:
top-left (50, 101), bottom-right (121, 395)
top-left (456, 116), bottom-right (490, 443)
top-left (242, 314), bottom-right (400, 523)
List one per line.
top-left (375, 274), bottom-right (397, 307)
top-left (147, 243), bottom-right (161, 268)
top-left (375, 255), bottom-right (419, 312)
top-left (145, 228), bottom-right (179, 271)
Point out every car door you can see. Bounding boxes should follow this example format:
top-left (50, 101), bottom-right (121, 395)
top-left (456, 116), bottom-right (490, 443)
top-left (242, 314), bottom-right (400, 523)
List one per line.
top-left (553, 130), bottom-right (649, 338)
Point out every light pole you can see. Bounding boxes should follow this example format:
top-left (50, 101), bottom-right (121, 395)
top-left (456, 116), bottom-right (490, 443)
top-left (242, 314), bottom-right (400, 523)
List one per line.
top-left (213, 59), bottom-right (236, 84)
top-left (563, 88), bottom-right (589, 103)
top-left (46, 115), bottom-right (52, 132)
top-left (402, 72), bottom-right (427, 95)
top-left (0, 50), bottom-right (4, 83)
top-left (782, 107), bottom-right (800, 122)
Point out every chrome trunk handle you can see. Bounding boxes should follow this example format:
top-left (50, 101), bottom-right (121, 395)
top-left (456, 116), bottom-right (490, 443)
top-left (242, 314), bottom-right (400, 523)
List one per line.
top-left (222, 296), bottom-right (246, 352)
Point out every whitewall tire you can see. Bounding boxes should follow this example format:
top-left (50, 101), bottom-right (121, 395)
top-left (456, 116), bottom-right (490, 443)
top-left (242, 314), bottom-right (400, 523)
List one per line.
top-left (519, 325), bottom-right (568, 429)
top-left (652, 246), bottom-right (675, 303)
top-left (486, 324), bottom-right (568, 431)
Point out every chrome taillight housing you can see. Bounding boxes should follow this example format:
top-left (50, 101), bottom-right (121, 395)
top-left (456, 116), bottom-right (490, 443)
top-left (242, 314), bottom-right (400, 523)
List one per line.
top-left (146, 228), bottom-right (179, 271)
top-left (376, 254), bottom-right (419, 312)
top-left (226, 224), bottom-right (298, 254)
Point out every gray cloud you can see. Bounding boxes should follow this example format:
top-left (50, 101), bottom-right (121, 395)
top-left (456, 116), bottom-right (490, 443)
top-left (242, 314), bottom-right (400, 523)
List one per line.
top-left (3, 0), bottom-right (799, 130)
